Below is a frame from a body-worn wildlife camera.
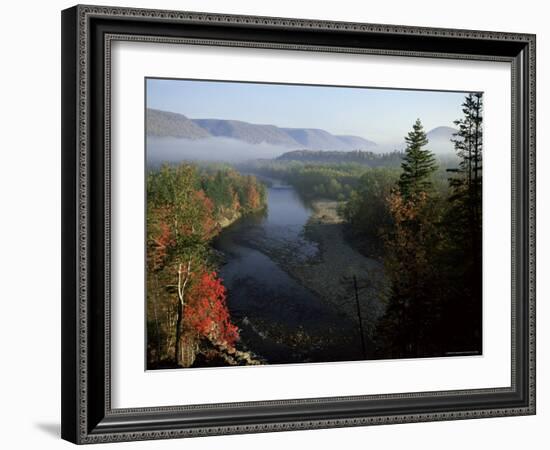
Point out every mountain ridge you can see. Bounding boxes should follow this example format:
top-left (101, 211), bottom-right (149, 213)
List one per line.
top-left (147, 108), bottom-right (377, 151)
top-left (146, 108), bottom-right (458, 155)
top-left (146, 108), bottom-right (211, 140)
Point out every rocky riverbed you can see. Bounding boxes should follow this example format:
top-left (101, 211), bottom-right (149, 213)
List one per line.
top-left (229, 199), bottom-right (388, 342)
top-left (287, 200), bottom-right (388, 338)
top-left (215, 183), bottom-right (389, 362)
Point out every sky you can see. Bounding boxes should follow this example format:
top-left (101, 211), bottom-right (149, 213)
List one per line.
top-left (146, 78), bottom-right (471, 144)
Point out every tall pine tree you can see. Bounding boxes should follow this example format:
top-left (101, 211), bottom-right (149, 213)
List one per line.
top-left (440, 93), bottom-right (483, 353)
top-left (377, 120), bottom-right (442, 358)
top-left (449, 92), bottom-right (483, 233)
top-left (398, 119), bottom-right (438, 199)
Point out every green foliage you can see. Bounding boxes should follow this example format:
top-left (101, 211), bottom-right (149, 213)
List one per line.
top-left (439, 93), bottom-right (483, 351)
top-left (277, 149), bottom-right (405, 166)
top-left (377, 190), bottom-right (447, 357)
top-left (203, 170), bottom-right (234, 210)
top-left (147, 164), bottom-right (211, 261)
top-left (240, 159), bottom-right (366, 201)
top-left (340, 101), bottom-right (483, 358)
top-left (371, 121), bottom-right (443, 357)
top-left (199, 167), bottom-right (267, 217)
top-left (146, 164), bottom-right (266, 368)
top-left (145, 94), bottom-right (484, 364)
top-left (341, 168), bottom-right (401, 254)
top-left (398, 119), bottom-right (438, 199)
top-left (448, 92), bottom-right (483, 232)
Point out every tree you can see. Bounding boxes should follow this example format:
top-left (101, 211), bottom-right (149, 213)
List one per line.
top-left (440, 93), bottom-right (483, 352)
top-left (184, 271), bottom-right (239, 349)
top-left (203, 170), bottom-right (236, 214)
top-left (376, 120), bottom-right (443, 357)
top-left (449, 93), bottom-right (483, 242)
top-left (342, 168), bottom-right (400, 254)
top-left (147, 165), bottom-right (234, 366)
top-left (378, 189), bottom-right (443, 357)
top-left (146, 164), bottom-right (268, 367)
top-left (398, 119), bottom-right (438, 199)
top-left (245, 176), bottom-right (261, 211)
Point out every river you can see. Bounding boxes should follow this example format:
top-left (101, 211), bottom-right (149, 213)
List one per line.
top-left (214, 179), bottom-right (363, 365)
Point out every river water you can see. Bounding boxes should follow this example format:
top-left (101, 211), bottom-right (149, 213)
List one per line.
top-left (214, 179), bottom-right (361, 365)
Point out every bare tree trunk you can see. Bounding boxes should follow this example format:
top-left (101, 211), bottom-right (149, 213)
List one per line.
top-left (174, 260), bottom-right (192, 366)
top-left (174, 300), bottom-right (184, 365)
top-left (152, 275), bottom-right (161, 364)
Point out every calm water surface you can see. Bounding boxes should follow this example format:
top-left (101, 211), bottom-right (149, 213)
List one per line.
top-left (214, 179), bottom-right (360, 364)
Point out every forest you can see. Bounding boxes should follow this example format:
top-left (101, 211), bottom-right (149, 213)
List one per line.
top-left (241, 159), bottom-right (367, 200)
top-left (146, 91), bottom-right (483, 367)
top-left (276, 149), bottom-right (405, 165)
top-left (146, 165), bottom-right (266, 368)
top-left (242, 92), bottom-right (483, 358)
top-left (347, 93), bottom-right (483, 357)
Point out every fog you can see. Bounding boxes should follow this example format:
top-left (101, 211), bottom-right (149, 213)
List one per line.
top-left (378, 137), bottom-right (456, 156)
top-left (146, 135), bottom-right (457, 167)
top-left (147, 136), bottom-right (291, 164)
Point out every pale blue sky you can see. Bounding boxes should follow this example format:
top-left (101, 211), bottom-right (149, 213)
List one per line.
top-left (146, 78), bottom-right (471, 144)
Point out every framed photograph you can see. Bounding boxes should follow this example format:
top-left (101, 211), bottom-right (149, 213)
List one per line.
top-left (61, 4), bottom-right (536, 444)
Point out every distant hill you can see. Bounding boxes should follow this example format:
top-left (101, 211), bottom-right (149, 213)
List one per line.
top-left (336, 135), bottom-right (377, 149)
top-left (281, 128), bottom-right (377, 151)
top-left (427, 126), bottom-right (457, 141)
top-left (193, 118), bottom-right (298, 146)
top-left (276, 149), bottom-right (404, 167)
top-left (425, 126), bottom-right (458, 155)
top-left (146, 108), bottom-right (377, 151)
top-left (146, 108), bottom-right (459, 157)
top-left (146, 109), bottom-right (211, 139)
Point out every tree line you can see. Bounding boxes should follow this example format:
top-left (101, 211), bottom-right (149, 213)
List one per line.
top-left (242, 153), bottom-right (455, 204)
top-left (146, 164), bottom-right (266, 368)
top-left (147, 91), bottom-right (483, 365)
top-left (277, 149), bottom-right (405, 166)
top-left (241, 160), bottom-right (368, 201)
top-left (344, 93), bottom-right (483, 357)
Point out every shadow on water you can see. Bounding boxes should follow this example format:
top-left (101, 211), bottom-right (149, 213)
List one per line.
top-left (214, 183), bottom-right (363, 364)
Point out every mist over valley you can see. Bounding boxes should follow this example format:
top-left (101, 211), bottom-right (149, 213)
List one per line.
top-left (146, 108), bottom-right (458, 164)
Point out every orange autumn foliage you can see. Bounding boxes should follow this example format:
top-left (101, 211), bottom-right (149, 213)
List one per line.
top-left (148, 207), bottom-right (175, 271)
top-left (246, 184), bottom-right (261, 210)
top-left (384, 190), bottom-right (432, 269)
top-left (193, 189), bottom-right (219, 240)
top-left (147, 165), bottom-right (266, 366)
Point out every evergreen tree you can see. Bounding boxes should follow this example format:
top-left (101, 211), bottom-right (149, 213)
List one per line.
top-left (449, 93), bottom-right (483, 233)
top-left (398, 119), bottom-right (438, 199)
top-left (446, 92), bottom-right (483, 275)
top-left (440, 93), bottom-right (483, 353)
top-left (376, 120), bottom-right (443, 358)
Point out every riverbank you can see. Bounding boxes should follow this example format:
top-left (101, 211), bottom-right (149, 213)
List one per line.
top-left (218, 211), bottom-right (242, 229)
top-left (214, 186), bottom-right (365, 364)
top-left (286, 200), bottom-right (388, 338)
top-left (217, 203), bottom-right (267, 230)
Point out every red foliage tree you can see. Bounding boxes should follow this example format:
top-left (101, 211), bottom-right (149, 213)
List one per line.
top-left (184, 270), bottom-right (239, 349)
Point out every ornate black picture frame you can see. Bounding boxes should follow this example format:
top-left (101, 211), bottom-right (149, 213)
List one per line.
top-left (61, 4), bottom-right (536, 444)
